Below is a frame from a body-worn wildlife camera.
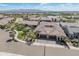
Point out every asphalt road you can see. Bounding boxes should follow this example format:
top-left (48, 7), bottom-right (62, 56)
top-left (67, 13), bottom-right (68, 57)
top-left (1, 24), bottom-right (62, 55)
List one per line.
top-left (46, 47), bottom-right (79, 56)
top-left (0, 29), bottom-right (79, 56)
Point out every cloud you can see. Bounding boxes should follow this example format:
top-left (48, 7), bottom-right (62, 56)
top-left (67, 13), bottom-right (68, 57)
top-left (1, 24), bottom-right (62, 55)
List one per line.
top-left (57, 3), bottom-right (79, 11)
top-left (0, 4), bottom-right (8, 7)
top-left (39, 3), bottom-right (48, 6)
top-left (0, 3), bottom-right (79, 11)
top-left (40, 3), bottom-right (79, 11)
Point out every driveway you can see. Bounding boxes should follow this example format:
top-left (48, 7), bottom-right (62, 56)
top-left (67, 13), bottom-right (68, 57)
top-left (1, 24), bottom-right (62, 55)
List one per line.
top-left (0, 29), bottom-right (79, 56)
top-left (0, 29), bottom-right (44, 56)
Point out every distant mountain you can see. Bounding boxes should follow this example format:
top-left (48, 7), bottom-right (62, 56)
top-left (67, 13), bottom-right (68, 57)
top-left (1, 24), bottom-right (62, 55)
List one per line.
top-left (0, 9), bottom-right (47, 14)
top-left (60, 11), bottom-right (79, 14)
top-left (1, 9), bottom-right (79, 14)
top-left (48, 11), bottom-right (79, 13)
top-left (47, 11), bottom-right (79, 15)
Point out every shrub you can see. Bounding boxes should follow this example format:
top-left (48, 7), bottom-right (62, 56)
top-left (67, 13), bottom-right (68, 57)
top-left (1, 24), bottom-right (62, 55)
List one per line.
top-left (15, 24), bottom-right (25, 31)
top-left (26, 30), bottom-right (37, 42)
top-left (17, 31), bottom-right (25, 40)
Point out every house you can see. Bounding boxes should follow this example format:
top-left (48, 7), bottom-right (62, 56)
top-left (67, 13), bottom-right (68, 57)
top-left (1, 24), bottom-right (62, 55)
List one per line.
top-left (29, 17), bottom-right (40, 21)
top-left (60, 22), bottom-right (79, 39)
top-left (34, 21), bottom-right (66, 41)
top-left (47, 16), bottom-right (61, 22)
top-left (17, 20), bottom-right (39, 27)
top-left (64, 16), bottom-right (79, 19)
top-left (29, 16), bottom-right (53, 22)
top-left (15, 18), bottom-right (23, 23)
top-left (40, 16), bottom-right (52, 22)
top-left (0, 17), bottom-right (14, 25)
top-left (72, 16), bottom-right (79, 19)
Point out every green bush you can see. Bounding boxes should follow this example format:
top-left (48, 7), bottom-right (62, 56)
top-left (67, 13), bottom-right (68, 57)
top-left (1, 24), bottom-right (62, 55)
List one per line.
top-left (15, 24), bottom-right (25, 31)
top-left (0, 25), bottom-right (6, 29)
top-left (22, 27), bottom-right (31, 32)
top-left (17, 31), bottom-right (25, 40)
top-left (71, 40), bottom-right (79, 47)
top-left (26, 30), bottom-right (37, 42)
top-left (64, 38), bottom-right (71, 43)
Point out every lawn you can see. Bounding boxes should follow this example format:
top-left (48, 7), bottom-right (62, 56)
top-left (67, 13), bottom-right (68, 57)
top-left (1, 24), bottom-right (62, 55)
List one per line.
top-left (17, 31), bottom-right (25, 40)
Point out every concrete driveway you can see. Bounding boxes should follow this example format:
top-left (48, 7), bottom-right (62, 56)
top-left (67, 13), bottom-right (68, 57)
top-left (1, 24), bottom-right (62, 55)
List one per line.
top-left (0, 29), bottom-right (44, 56)
top-left (0, 29), bottom-right (79, 56)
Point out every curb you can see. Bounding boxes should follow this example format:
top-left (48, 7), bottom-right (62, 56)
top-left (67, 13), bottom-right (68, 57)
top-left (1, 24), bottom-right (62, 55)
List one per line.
top-left (33, 42), bottom-right (65, 48)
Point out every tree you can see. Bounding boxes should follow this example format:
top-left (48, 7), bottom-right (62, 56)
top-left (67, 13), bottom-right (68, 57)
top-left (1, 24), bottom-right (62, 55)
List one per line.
top-left (26, 30), bottom-right (37, 43)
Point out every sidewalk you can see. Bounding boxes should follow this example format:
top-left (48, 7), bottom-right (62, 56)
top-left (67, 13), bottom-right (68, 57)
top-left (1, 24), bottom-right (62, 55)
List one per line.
top-left (33, 42), bottom-right (79, 50)
top-left (33, 42), bottom-right (65, 48)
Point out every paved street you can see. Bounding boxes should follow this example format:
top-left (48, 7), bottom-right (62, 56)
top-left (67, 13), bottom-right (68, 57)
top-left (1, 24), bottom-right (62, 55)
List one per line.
top-left (46, 47), bottom-right (79, 56)
top-left (0, 29), bottom-right (79, 56)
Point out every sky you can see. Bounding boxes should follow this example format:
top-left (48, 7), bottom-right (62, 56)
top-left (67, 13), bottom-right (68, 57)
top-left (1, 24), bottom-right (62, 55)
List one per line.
top-left (0, 3), bottom-right (79, 11)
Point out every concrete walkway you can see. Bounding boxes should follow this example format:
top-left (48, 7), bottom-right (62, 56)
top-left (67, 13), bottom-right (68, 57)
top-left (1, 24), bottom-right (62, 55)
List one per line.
top-left (33, 42), bottom-right (79, 50)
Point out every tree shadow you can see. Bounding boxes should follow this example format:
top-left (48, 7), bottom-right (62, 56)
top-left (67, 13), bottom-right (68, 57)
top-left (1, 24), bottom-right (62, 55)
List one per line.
top-left (6, 39), bottom-right (18, 43)
top-left (6, 39), bottom-right (13, 42)
top-left (26, 39), bottom-right (33, 46)
top-left (56, 40), bottom-right (70, 49)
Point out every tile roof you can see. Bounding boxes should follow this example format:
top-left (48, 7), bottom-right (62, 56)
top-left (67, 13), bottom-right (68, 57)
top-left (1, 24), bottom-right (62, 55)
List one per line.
top-left (0, 17), bottom-right (13, 25)
top-left (34, 21), bottom-right (66, 37)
